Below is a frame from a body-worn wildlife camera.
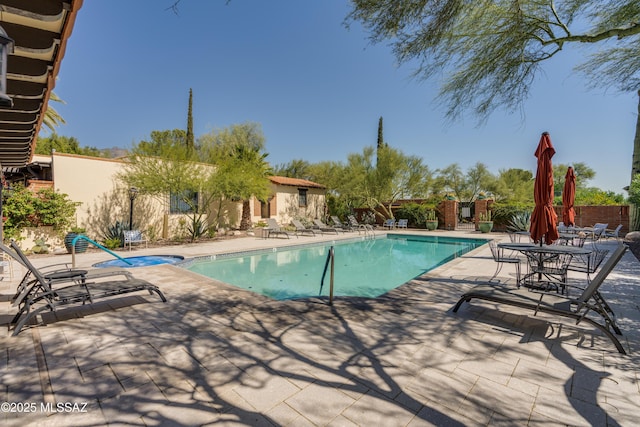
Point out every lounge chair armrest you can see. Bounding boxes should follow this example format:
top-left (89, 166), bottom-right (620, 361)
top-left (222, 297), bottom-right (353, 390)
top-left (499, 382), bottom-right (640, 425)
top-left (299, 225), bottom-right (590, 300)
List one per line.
top-left (45, 269), bottom-right (88, 281)
top-left (38, 262), bottom-right (75, 273)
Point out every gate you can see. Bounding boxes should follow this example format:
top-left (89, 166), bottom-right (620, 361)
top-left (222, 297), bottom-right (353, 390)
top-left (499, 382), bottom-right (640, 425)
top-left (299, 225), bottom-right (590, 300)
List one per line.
top-left (456, 201), bottom-right (475, 231)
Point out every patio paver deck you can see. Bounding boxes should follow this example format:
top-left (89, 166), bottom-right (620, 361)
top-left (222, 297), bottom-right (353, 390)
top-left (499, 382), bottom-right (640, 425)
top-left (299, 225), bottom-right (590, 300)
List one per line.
top-left (1, 230), bottom-right (638, 426)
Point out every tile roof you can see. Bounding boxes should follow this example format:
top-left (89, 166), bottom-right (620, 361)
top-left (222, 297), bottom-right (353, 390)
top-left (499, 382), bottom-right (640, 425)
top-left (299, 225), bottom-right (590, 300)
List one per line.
top-left (269, 175), bottom-right (325, 189)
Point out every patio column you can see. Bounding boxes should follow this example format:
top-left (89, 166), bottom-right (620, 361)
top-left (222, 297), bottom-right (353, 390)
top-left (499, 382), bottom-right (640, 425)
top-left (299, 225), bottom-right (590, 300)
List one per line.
top-left (440, 200), bottom-right (458, 231)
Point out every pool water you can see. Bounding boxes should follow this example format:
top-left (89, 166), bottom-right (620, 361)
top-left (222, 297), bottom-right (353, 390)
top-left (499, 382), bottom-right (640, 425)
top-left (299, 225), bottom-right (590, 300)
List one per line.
top-left (185, 234), bottom-right (487, 300)
top-left (93, 255), bottom-right (184, 268)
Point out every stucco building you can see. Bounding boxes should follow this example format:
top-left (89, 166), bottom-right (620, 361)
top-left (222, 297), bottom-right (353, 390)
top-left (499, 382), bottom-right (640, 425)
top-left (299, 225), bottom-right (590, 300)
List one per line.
top-left (9, 152), bottom-right (327, 243)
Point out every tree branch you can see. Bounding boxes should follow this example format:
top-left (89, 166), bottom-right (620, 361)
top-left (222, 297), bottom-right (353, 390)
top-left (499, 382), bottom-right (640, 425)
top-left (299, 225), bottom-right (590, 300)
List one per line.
top-left (542, 22), bottom-right (640, 45)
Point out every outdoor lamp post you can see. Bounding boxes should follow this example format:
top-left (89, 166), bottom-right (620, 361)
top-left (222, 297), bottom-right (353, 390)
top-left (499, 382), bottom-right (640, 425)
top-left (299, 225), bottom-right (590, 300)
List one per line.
top-left (128, 187), bottom-right (138, 231)
top-left (0, 25), bottom-right (14, 108)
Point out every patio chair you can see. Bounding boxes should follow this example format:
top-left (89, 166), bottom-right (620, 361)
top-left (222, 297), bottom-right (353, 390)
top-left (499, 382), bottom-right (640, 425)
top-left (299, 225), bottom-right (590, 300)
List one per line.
top-left (266, 218), bottom-right (291, 239)
top-left (523, 251), bottom-right (573, 293)
top-left (453, 243), bottom-right (628, 354)
top-left (5, 241), bottom-right (167, 336)
top-left (291, 219), bottom-right (316, 236)
top-left (347, 215), bottom-right (374, 234)
top-left (383, 219), bottom-right (396, 229)
top-left (488, 240), bottom-right (521, 285)
top-left (123, 230), bottom-right (148, 251)
top-left (396, 219), bottom-right (408, 229)
top-left (567, 249), bottom-right (609, 283)
top-left (603, 224), bottom-right (623, 240)
top-left (313, 219), bottom-right (339, 234)
top-left (1, 251), bottom-right (14, 280)
top-left (10, 257), bottom-right (134, 310)
top-left (591, 223), bottom-right (608, 242)
top-left (331, 216), bottom-right (351, 232)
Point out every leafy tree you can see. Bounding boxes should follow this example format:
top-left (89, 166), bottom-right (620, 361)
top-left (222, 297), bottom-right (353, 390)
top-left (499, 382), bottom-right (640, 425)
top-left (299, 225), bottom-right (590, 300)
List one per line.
top-left (198, 122), bottom-right (266, 161)
top-left (466, 162), bottom-right (497, 201)
top-left (340, 145), bottom-right (432, 220)
top-left (35, 133), bottom-right (107, 157)
top-left (493, 168), bottom-right (534, 203)
top-left (348, 1), bottom-right (640, 228)
top-left (200, 123), bottom-right (272, 230)
top-left (136, 129), bottom-right (190, 158)
top-left (434, 162), bottom-right (496, 202)
top-left (121, 137), bottom-right (213, 241)
top-left (553, 162), bottom-right (596, 196)
top-left (575, 187), bottom-right (626, 205)
top-left (433, 164), bottom-right (465, 200)
top-left (272, 159), bottom-right (312, 179)
top-left (348, 1), bottom-right (640, 121)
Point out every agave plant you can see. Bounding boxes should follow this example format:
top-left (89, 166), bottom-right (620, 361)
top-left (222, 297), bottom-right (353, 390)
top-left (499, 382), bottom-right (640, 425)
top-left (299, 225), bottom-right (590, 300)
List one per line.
top-left (507, 211), bottom-right (532, 232)
top-left (102, 220), bottom-right (128, 247)
top-left (187, 216), bottom-right (209, 241)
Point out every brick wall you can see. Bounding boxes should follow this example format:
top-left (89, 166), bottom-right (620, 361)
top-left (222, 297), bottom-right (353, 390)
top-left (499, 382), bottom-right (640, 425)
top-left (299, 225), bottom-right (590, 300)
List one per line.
top-left (26, 180), bottom-right (53, 192)
top-left (353, 203), bottom-right (630, 236)
top-left (554, 205), bottom-right (629, 235)
top-left (440, 200), bottom-right (457, 230)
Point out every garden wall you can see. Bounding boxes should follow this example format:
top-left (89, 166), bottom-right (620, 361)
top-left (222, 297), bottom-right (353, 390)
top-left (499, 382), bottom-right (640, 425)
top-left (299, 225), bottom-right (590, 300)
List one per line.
top-left (352, 203), bottom-right (630, 236)
top-left (553, 205), bottom-right (629, 235)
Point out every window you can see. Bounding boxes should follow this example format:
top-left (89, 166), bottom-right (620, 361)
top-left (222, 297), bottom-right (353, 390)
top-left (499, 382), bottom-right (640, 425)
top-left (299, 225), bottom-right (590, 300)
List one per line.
top-left (170, 190), bottom-right (198, 214)
top-left (298, 188), bottom-right (307, 207)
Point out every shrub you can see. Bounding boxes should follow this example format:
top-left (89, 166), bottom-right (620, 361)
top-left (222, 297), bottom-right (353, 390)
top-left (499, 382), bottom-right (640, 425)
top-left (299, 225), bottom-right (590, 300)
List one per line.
top-left (394, 202), bottom-right (437, 228)
top-left (102, 237), bottom-right (122, 250)
top-left (507, 211), bottom-right (532, 231)
top-left (491, 202), bottom-right (534, 230)
top-left (2, 184), bottom-right (79, 241)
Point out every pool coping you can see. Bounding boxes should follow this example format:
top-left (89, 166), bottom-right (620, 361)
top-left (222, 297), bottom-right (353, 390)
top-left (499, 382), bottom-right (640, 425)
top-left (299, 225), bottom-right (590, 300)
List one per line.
top-left (179, 233), bottom-right (491, 267)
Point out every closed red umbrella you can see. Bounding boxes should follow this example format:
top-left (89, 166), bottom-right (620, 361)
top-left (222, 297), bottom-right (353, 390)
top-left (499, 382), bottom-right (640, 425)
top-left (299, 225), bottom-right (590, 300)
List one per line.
top-left (562, 166), bottom-right (576, 227)
top-left (529, 132), bottom-right (558, 245)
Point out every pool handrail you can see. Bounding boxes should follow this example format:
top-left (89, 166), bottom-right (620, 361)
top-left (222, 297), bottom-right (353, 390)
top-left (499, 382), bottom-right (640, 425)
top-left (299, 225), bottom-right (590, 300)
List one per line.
top-left (71, 235), bottom-right (133, 267)
top-left (319, 246), bottom-right (335, 305)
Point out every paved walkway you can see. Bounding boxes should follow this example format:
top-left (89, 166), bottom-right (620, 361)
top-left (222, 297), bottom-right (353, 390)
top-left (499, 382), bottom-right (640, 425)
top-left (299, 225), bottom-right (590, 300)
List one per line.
top-left (1, 230), bottom-right (639, 426)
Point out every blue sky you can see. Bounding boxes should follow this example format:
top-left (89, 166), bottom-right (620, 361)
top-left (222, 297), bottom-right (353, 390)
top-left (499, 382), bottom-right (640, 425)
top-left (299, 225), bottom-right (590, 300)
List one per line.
top-left (53, 0), bottom-right (636, 193)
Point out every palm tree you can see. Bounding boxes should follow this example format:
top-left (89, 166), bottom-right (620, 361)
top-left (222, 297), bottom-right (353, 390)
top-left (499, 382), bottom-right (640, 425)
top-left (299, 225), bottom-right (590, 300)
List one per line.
top-left (224, 145), bottom-right (272, 230)
top-left (42, 91), bottom-right (66, 133)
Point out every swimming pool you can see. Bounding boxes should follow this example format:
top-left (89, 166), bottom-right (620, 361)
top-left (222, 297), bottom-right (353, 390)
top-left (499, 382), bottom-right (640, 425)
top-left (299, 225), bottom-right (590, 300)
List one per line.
top-left (185, 234), bottom-right (487, 300)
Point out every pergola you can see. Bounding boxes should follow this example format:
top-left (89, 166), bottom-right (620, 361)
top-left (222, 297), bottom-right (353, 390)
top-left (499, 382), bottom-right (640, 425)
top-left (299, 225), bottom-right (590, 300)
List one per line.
top-left (0, 0), bottom-right (82, 169)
